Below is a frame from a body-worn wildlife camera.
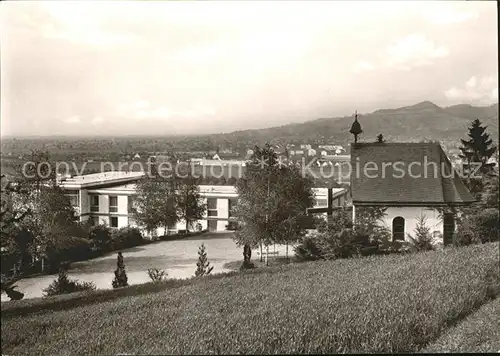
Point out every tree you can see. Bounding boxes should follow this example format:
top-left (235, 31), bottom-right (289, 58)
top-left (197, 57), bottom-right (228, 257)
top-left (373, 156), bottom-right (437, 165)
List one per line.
top-left (479, 175), bottom-right (499, 209)
top-left (11, 152), bottom-right (79, 272)
top-left (240, 244), bottom-right (255, 269)
top-left (132, 174), bottom-right (178, 236)
top-left (271, 164), bottom-right (315, 260)
top-left (1, 174), bottom-right (30, 241)
top-left (112, 252), bottom-right (128, 288)
top-left (407, 214), bottom-right (434, 251)
top-left (194, 243), bottom-right (214, 277)
top-left (177, 169), bottom-right (206, 232)
top-left (459, 119), bottom-right (497, 176)
top-left (1, 173), bottom-right (33, 278)
top-left (16, 184), bottom-right (78, 270)
top-left (233, 143), bottom-right (315, 263)
top-left (376, 134), bottom-right (385, 143)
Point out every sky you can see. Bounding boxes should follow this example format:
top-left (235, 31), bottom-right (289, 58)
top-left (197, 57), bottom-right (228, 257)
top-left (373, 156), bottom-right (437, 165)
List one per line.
top-left (0, 0), bottom-right (498, 137)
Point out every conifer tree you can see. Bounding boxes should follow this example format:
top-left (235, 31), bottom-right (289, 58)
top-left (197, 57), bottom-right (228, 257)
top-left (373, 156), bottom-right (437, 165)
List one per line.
top-left (407, 214), bottom-right (434, 251)
top-left (459, 119), bottom-right (497, 175)
top-left (194, 244), bottom-right (214, 277)
top-left (112, 252), bottom-right (128, 288)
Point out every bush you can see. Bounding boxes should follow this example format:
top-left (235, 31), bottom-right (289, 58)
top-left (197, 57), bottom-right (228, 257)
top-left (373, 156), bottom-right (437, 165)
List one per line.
top-left (455, 221), bottom-right (482, 246)
top-left (316, 228), bottom-right (359, 259)
top-left (43, 268), bottom-right (96, 297)
top-left (44, 237), bottom-right (94, 272)
top-left (88, 225), bottom-right (111, 251)
top-left (474, 208), bottom-right (499, 243)
top-left (457, 208), bottom-right (499, 245)
top-left (147, 268), bottom-right (168, 282)
top-left (110, 227), bottom-right (144, 250)
top-left (294, 235), bottom-right (323, 261)
top-left (295, 225), bottom-right (394, 262)
top-left (112, 252), bottom-right (128, 289)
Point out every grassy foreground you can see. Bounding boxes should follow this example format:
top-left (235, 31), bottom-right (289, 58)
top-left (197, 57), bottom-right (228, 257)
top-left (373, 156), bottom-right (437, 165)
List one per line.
top-left (2, 243), bottom-right (499, 354)
top-left (424, 297), bottom-right (500, 353)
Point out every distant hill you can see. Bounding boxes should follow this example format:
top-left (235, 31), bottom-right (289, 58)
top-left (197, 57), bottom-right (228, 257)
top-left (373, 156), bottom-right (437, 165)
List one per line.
top-left (205, 101), bottom-right (498, 151)
top-left (1, 101), bottom-right (497, 157)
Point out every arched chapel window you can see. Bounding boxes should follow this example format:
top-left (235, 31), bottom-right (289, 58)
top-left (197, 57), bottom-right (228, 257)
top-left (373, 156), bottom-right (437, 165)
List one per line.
top-left (392, 216), bottom-right (405, 241)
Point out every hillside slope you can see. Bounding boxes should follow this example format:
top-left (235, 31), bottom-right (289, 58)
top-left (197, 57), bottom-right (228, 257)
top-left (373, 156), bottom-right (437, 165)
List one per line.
top-left (0, 102), bottom-right (497, 155)
top-left (2, 243), bottom-right (498, 354)
top-left (209, 101), bottom-right (498, 149)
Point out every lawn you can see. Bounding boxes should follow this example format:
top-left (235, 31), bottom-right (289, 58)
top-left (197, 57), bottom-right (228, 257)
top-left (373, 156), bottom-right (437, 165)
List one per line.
top-left (2, 243), bottom-right (499, 354)
top-left (424, 297), bottom-right (500, 353)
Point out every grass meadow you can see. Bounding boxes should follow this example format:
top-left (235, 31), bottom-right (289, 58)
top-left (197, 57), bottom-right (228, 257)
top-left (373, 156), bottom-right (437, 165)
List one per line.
top-left (424, 296), bottom-right (500, 352)
top-left (1, 243), bottom-right (499, 354)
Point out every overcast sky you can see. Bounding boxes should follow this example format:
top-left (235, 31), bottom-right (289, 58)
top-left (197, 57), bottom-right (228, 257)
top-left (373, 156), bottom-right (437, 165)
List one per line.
top-left (1, 1), bottom-right (497, 137)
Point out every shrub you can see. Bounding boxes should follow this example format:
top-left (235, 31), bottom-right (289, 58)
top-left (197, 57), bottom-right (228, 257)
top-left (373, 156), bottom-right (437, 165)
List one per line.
top-left (112, 252), bottom-right (129, 289)
top-left (88, 225), bottom-right (111, 251)
top-left (406, 214), bottom-right (435, 251)
top-left (43, 268), bottom-right (96, 297)
top-left (294, 235), bottom-right (324, 261)
top-left (44, 237), bottom-right (94, 272)
top-left (456, 208), bottom-right (499, 245)
top-left (317, 228), bottom-right (358, 259)
top-left (195, 244), bottom-right (214, 277)
top-left (295, 225), bottom-right (393, 262)
top-left (147, 268), bottom-right (168, 282)
top-left (474, 208), bottom-right (499, 243)
top-left (196, 223), bottom-right (203, 232)
top-left (110, 227), bottom-right (144, 250)
top-left (455, 220), bottom-right (482, 246)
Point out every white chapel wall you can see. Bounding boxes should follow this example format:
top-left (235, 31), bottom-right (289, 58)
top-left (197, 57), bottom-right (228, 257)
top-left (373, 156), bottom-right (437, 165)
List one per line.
top-left (381, 206), bottom-right (443, 244)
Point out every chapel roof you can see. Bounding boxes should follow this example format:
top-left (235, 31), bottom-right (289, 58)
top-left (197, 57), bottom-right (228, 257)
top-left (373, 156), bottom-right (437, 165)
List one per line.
top-left (350, 142), bottom-right (475, 206)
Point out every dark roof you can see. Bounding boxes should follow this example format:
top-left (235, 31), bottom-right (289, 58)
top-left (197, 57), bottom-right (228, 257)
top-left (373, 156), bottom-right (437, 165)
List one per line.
top-left (350, 142), bottom-right (475, 206)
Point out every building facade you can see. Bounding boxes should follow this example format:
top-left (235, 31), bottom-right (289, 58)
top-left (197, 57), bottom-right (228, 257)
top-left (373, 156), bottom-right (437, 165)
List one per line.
top-left (350, 142), bottom-right (475, 245)
top-left (59, 171), bottom-right (349, 236)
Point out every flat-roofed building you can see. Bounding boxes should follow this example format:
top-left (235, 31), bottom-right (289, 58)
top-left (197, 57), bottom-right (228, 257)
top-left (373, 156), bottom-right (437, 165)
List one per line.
top-left (58, 171), bottom-right (349, 236)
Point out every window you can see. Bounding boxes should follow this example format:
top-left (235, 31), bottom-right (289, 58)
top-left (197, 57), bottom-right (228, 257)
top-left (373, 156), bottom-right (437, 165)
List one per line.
top-left (392, 216), bottom-right (405, 241)
top-left (90, 195), bottom-right (99, 212)
top-left (66, 193), bottom-right (79, 207)
top-left (109, 196), bottom-right (118, 213)
top-left (316, 199), bottom-right (328, 207)
top-left (207, 198), bottom-right (217, 217)
top-left (110, 216), bottom-right (118, 228)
